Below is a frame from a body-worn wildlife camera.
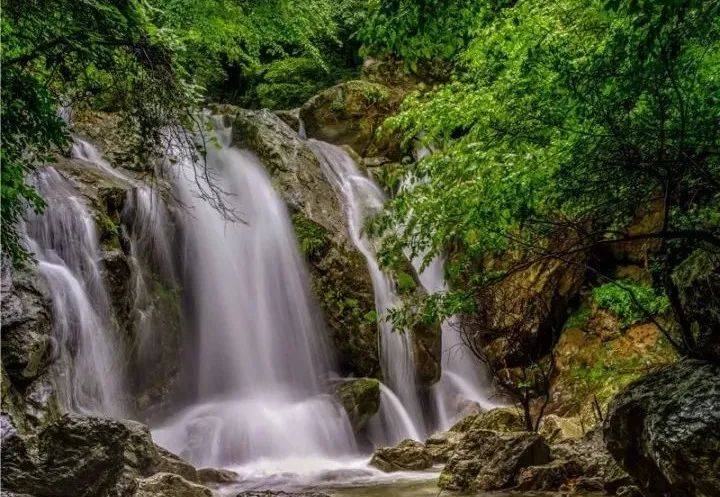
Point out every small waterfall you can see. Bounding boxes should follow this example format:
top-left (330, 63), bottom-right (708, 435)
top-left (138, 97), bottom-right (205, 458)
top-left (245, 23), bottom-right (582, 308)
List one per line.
top-left (23, 167), bottom-right (126, 417)
top-left (307, 140), bottom-right (426, 441)
top-left (414, 256), bottom-right (497, 429)
top-left (151, 123), bottom-right (357, 469)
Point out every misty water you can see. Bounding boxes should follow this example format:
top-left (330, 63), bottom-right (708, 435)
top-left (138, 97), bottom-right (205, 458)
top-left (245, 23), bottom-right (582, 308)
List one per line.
top-left (21, 119), bottom-right (497, 493)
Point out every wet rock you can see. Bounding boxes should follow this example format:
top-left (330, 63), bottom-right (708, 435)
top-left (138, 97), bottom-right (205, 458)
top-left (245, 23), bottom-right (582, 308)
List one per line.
top-left (515, 459), bottom-right (583, 491)
top-left (538, 414), bottom-right (584, 443)
top-left (369, 439), bottom-right (434, 472)
top-left (604, 359), bottom-right (720, 497)
top-left (424, 430), bottom-right (464, 464)
top-left (334, 378), bottom-right (380, 432)
top-left (273, 108), bottom-right (301, 132)
top-left (1, 414), bottom-right (199, 497)
top-left (450, 407), bottom-right (525, 433)
top-left (133, 473), bottom-right (211, 497)
top-left (1, 266), bottom-right (54, 388)
top-left (197, 467), bottom-right (239, 485)
top-left (551, 427), bottom-right (627, 490)
top-left (438, 429), bottom-right (551, 491)
top-left (299, 80), bottom-right (403, 158)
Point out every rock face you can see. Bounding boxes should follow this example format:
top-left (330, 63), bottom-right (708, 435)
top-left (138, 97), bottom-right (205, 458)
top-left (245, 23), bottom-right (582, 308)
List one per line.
top-left (132, 473), bottom-right (211, 497)
top-left (299, 80), bottom-right (404, 158)
top-left (468, 253), bottom-right (584, 367)
top-left (438, 429), bottom-right (551, 491)
top-left (334, 378), bottom-right (380, 432)
top-left (369, 439), bottom-right (434, 472)
top-left (604, 360), bottom-right (720, 497)
top-left (1, 413), bottom-right (207, 497)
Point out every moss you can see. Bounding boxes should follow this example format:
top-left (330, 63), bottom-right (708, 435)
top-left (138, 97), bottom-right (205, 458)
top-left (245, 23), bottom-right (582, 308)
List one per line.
top-left (291, 213), bottom-right (329, 257)
top-left (565, 305), bottom-right (591, 330)
top-left (591, 280), bottom-right (669, 327)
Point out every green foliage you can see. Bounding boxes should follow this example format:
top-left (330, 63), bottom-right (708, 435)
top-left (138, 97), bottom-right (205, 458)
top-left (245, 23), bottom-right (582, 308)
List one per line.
top-left (592, 281), bottom-right (670, 327)
top-left (292, 213), bottom-right (329, 257)
top-left (565, 306), bottom-right (592, 330)
top-left (370, 0), bottom-right (720, 297)
top-left (360, 0), bottom-right (507, 68)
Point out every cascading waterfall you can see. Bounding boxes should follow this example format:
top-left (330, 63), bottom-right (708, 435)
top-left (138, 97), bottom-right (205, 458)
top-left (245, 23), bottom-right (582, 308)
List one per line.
top-left (151, 123), bottom-right (357, 471)
top-left (415, 256), bottom-right (497, 429)
top-left (22, 167), bottom-right (126, 417)
top-left (307, 140), bottom-right (426, 442)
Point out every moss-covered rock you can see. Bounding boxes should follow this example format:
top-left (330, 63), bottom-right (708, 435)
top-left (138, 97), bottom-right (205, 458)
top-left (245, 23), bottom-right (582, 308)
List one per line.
top-left (300, 80), bottom-right (404, 158)
top-left (334, 378), bottom-right (381, 433)
top-left (450, 407), bottom-right (526, 433)
top-left (369, 439), bottom-right (434, 472)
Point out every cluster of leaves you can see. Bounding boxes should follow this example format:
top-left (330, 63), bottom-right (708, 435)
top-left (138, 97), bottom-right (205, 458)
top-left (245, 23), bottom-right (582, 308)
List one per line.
top-left (592, 280), bottom-right (670, 327)
top-left (368, 0), bottom-right (720, 348)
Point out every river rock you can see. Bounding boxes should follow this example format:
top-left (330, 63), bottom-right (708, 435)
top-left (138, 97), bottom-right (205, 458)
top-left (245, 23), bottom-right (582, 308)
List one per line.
top-left (604, 359), bottom-right (720, 497)
top-left (334, 378), bottom-right (380, 432)
top-left (438, 429), bottom-right (551, 491)
top-left (1, 413), bottom-right (200, 497)
top-left (369, 439), bottom-right (434, 472)
top-left (515, 459), bottom-right (583, 491)
top-left (237, 492), bottom-right (331, 497)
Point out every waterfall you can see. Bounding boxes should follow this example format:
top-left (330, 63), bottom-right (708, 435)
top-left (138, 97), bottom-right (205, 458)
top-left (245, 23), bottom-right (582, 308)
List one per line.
top-left (414, 256), bottom-right (497, 429)
top-left (307, 140), bottom-right (426, 441)
top-left (22, 167), bottom-right (127, 417)
top-left (151, 124), bottom-right (357, 469)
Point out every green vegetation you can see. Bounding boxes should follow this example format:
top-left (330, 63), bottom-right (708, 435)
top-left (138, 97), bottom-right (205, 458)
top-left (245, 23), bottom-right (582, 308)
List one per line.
top-left (592, 281), bottom-right (670, 327)
top-left (365, 0), bottom-right (720, 359)
top-left (292, 213), bottom-right (329, 257)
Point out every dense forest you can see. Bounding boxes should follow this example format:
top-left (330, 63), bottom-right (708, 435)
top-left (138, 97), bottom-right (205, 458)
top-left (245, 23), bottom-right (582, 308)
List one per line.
top-left (2, 1), bottom-right (720, 497)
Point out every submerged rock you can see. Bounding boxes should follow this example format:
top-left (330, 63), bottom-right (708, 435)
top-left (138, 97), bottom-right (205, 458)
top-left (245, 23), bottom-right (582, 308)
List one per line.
top-left (438, 429), bottom-right (551, 491)
top-left (369, 439), bottom-right (434, 472)
top-left (1, 413), bottom-right (202, 497)
top-left (604, 359), bottom-right (720, 497)
top-left (334, 378), bottom-right (380, 432)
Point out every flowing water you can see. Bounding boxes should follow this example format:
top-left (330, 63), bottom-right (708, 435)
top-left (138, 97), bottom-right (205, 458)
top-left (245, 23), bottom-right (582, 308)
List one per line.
top-left (22, 119), bottom-right (501, 495)
top-left (150, 125), bottom-right (358, 472)
top-left (23, 167), bottom-right (127, 416)
top-left (307, 139), bottom-right (427, 442)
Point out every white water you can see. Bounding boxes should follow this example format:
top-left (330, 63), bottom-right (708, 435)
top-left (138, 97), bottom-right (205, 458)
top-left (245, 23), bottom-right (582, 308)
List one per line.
top-left (151, 124), bottom-right (357, 469)
top-left (414, 256), bottom-right (497, 429)
top-left (23, 167), bottom-right (126, 416)
top-left (307, 140), bottom-right (426, 441)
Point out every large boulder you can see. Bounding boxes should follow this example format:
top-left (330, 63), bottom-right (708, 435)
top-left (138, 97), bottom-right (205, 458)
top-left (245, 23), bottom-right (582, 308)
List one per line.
top-left (369, 439), bottom-right (434, 472)
top-left (424, 430), bottom-right (464, 464)
top-left (438, 429), bottom-right (551, 491)
top-left (604, 359), bottom-right (720, 497)
top-left (334, 378), bottom-right (380, 432)
top-left (1, 413), bottom-right (202, 497)
top-left (299, 80), bottom-right (404, 158)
